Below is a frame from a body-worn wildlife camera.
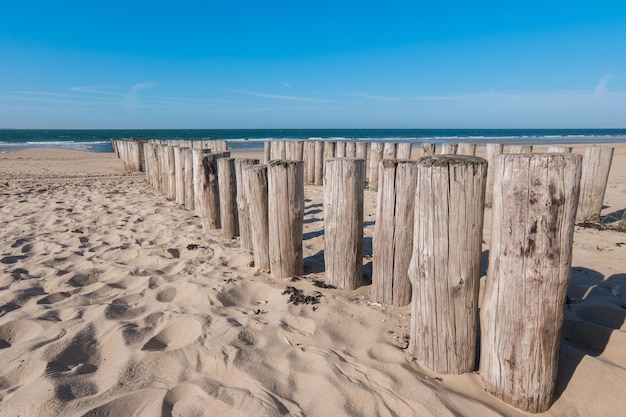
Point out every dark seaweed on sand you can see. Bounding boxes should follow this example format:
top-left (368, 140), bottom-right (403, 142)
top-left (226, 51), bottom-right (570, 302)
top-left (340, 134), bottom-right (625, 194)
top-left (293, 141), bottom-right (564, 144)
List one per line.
top-left (283, 286), bottom-right (323, 305)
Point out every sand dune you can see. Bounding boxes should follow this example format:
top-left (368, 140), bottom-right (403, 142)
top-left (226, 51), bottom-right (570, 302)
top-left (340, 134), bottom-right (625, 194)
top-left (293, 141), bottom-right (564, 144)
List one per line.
top-left (0, 146), bottom-right (625, 416)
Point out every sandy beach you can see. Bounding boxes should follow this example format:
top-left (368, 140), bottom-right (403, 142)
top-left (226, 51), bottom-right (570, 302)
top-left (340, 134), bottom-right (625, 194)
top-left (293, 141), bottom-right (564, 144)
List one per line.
top-left (0, 144), bottom-right (625, 417)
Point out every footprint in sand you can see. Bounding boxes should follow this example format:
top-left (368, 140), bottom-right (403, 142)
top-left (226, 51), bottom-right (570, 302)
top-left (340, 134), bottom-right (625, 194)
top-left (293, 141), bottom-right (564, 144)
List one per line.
top-left (142, 318), bottom-right (202, 351)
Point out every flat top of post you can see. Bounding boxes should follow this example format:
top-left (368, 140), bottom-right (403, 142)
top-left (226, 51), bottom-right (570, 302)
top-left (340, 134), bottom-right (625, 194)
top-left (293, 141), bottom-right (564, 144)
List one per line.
top-left (381, 158), bottom-right (418, 168)
top-left (419, 154), bottom-right (487, 167)
top-left (268, 159), bottom-right (303, 167)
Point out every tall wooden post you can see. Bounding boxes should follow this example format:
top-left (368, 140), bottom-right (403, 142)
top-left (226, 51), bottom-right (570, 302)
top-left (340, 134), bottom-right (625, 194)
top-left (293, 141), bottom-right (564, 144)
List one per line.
top-left (369, 142), bottom-right (384, 190)
top-left (200, 152), bottom-right (230, 230)
top-left (485, 143), bottom-right (504, 207)
top-left (397, 143), bottom-right (412, 159)
top-left (263, 141), bottom-right (271, 164)
top-left (577, 146), bottom-right (614, 222)
top-left (372, 159), bottom-right (418, 306)
top-left (304, 141), bottom-right (315, 184)
top-left (458, 142), bottom-right (476, 156)
top-left (235, 158), bottom-right (260, 250)
top-left (268, 160), bottom-right (304, 279)
top-left (314, 140), bottom-right (324, 186)
top-left (345, 141), bottom-right (357, 157)
top-left (480, 153), bottom-right (582, 413)
top-left (408, 155), bottom-right (487, 375)
top-left (324, 158), bottom-right (365, 289)
top-left (335, 141), bottom-right (346, 157)
top-left (271, 140), bottom-right (282, 160)
top-left (383, 142), bottom-right (396, 159)
top-left (419, 142), bottom-right (435, 157)
top-left (243, 164), bottom-right (270, 271)
top-left (193, 149), bottom-right (211, 217)
top-left (286, 140), bottom-right (297, 160)
top-left (174, 147), bottom-right (185, 205)
top-left (183, 148), bottom-right (194, 211)
top-left (296, 140), bottom-right (304, 161)
top-left (217, 158), bottom-right (239, 239)
top-left (324, 141), bottom-right (335, 161)
top-left (440, 143), bottom-right (458, 154)
top-left (356, 142), bottom-right (368, 161)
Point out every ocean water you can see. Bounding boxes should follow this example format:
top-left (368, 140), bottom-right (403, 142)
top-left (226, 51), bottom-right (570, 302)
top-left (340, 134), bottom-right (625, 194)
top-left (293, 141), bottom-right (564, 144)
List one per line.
top-left (1, 129), bottom-right (625, 153)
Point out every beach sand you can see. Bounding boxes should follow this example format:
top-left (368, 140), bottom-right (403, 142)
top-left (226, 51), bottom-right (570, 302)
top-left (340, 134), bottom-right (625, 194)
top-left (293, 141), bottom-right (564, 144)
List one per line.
top-left (0, 145), bottom-right (625, 416)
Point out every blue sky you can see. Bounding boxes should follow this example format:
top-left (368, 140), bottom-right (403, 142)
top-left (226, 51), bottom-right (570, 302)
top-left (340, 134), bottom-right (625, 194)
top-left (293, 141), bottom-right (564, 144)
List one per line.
top-left (1, 0), bottom-right (625, 128)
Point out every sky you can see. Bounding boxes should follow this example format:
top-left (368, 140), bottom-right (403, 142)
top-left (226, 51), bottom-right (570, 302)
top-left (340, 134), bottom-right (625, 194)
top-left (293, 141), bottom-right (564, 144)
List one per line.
top-left (1, 0), bottom-right (626, 129)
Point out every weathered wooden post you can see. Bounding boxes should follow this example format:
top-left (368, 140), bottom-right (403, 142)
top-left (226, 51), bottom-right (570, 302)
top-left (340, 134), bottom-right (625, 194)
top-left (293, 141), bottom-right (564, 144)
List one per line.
top-left (369, 142), bottom-right (384, 190)
top-left (243, 164), bottom-right (270, 271)
top-left (324, 158), bottom-right (365, 289)
top-left (183, 148), bottom-right (194, 211)
top-left (324, 141), bottom-right (335, 161)
top-left (296, 140), bottom-right (304, 161)
top-left (174, 146), bottom-right (185, 205)
top-left (314, 140), bottom-right (324, 185)
top-left (419, 142), bottom-right (436, 157)
top-left (397, 143), bottom-right (412, 159)
top-left (440, 143), bottom-right (458, 154)
top-left (509, 145), bottom-right (532, 153)
top-left (235, 158), bottom-right (260, 250)
top-left (480, 153), bottom-right (582, 413)
top-left (267, 160), bottom-right (304, 279)
top-left (193, 149), bottom-right (211, 216)
top-left (199, 152), bottom-right (230, 230)
top-left (356, 142), bottom-right (368, 161)
top-left (271, 140), bottom-right (282, 160)
top-left (577, 146), bottom-right (614, 222)
top-left (336, 141), bottom-right (346, 158)
top-left (304, 141), bottom-right (315, 184)
top-left (485, 143), bottom-right (504, 207)
top-left (218, 158), bottom-right (239, 239)
top-left (263, 141), bottom-right (271, 164)
top-left (547, 145), bottom-right (572, 153)
top-left (167, 145), bottom-right (176, 200)
top-left (408, 155), bottom-right (487, 375)
top-left (458, 142), bottom-right (476, 156)
top-left (372, 159), bottom-right (418, 306)
top-left (383, 142), bottom-right (396, 159)
top-left (286, 140), bottom-right (297, 160)
top-left (345, 141), bottom-right (357, 157)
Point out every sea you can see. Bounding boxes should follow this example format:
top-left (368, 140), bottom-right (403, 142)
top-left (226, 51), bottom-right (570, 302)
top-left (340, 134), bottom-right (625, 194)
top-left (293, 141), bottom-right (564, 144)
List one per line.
top-left (1, 129), bottom-right (625, 153)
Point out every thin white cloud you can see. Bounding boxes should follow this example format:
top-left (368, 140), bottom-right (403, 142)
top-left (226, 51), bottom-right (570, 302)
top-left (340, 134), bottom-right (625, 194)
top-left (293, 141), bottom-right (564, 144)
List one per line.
top-left (235, 89), bottom-right (326, 102)
top-left (593, 73), bottom-right (612, 97)
top-left (124, 82), bottom-right (159, 109)
top-left (281, 82), bottom-right (292, 88)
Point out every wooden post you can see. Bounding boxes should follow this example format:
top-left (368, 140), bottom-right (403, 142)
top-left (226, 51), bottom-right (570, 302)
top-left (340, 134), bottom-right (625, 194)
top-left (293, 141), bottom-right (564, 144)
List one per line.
top-left (383, 142), bottom-right (396, 159)
top-left (243, 164), bottom-right (270, 271)
top-left (345, 141), bottom-right (357, 157)
top-left (193, 149), bottom-right (211, 217)
top-left (397, 143), bottom-right (412, 159)
top-left (268, 160), bottom-right (304, 279)
top-left (199, 152), bottom-right (230, 230)
top-left (314, 140), bottom-right (324, 186)
top-left (324, 141), bottom-right (336, 161)
top-left (369, 142), bottom-right (384, 190)
top-left (235, 158), bottom-right (260, 250)
top-left (372, 159), bottom-right (418, 306)
top-left (271, 140), bottom-right (282, 160)
top-left (296, 140), bottom-right (304, 161)
top-left (278, 141), bottom-right (287, 159)
top-left (218, 158), bottom-right (239, 239)
top-left (286, 140), bottom-right (298, 160)
top-left (324, 158), bottom-right (365, 289)
top-left (263, 141), bottom-right (271, 164)
top-left (508, 145), bottom-right (532, 153)
top-left (356, 142), bottom-right (368, 161)
top-left (485, 143), bottom-right (504, 207)
top-left (547, 146), bottom-right (572, 153)
top-left (458, 142), bottom-right (476, 156)
top-left (336, 141), bottom-right (346, 157)
top-left (440, 143), bottom-right (458, 154)
top-left (408, 155), bottom-right (487, 375)
top-left (577, 146), bottom-right (614, 222)
top-left (183, 148), bottom-right (194, 211)
top-left (420, 142), bottom-right (436, 157)
top-left (480, 153), bottom-right (582, 413)
top-left (304, 141), bottom-right (315, 184)
top-left (174, 147), bottom-right (185, 205)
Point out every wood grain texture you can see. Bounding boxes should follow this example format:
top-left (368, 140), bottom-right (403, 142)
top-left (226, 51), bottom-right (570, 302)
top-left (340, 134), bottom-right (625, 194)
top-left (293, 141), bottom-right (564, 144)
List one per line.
top-left (480, 153), bottom-right (582, 413)
top-left (345, 141), bottom-right (357, 158)
top-left (485, 143), bottom-right (504, 207)
top-left (383, 142), bottom-right (397, 159)
top-left (547, 146), bottom-right (572, 153)
top-left (183, 148), bottom-right (194, 211)
top-left (324, 158), bottom-right (365, 289)
top-left (397, 143), bottom-right (412, 159)
top-left (217, 158), bottom-right (239, 239)
top-left (243, 164), bottom-right (270, 271)
top-left (508, 145), bottom-right (533, 153)
top-left (408, 155), bottom-right (487, 375)
top-left (419, 142), bottom-right (436, 157)
top-left (174, 146), bottom-right (185, 205)
top-left (268, 160), bottom-right (304, 279)
top-left (440, 143), bottom-right (458, 155)
top-left (458, 143), bottom-right (476, 156)
top-left (200, 152), bottom-right (230, 230)
top-left (369, 142), bottom-right (383, 190)
top-left (314, 141), bottom-right (324, 186)
top-left (235, 158), bottom-right (260, 250)
top-left (577, 146), bottom-right (614, 222)
top-left (372, 159), bottom-right (418, 306)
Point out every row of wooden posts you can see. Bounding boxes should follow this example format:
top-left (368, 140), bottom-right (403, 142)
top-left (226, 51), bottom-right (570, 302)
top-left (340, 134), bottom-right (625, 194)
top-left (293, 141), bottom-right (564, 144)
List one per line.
top-left (111, 138), bottom-right (614, 413)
